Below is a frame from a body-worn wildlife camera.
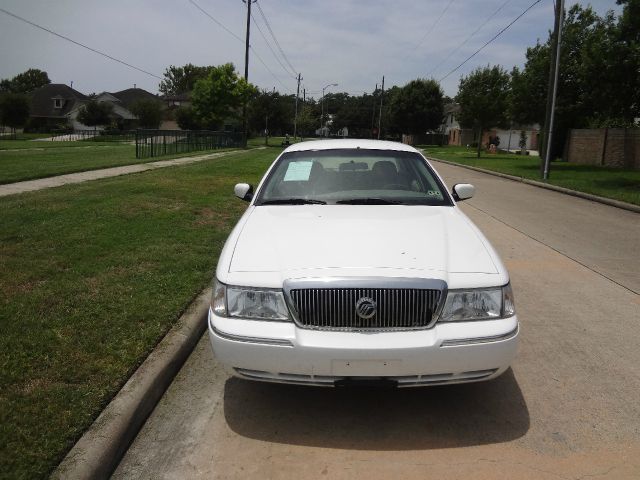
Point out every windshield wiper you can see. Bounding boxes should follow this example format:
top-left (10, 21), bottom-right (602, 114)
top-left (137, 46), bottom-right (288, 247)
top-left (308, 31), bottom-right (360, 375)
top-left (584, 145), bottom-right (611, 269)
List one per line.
top-left (260, 198), bottom-right (327, 205)
top-left (335, 198), bottom-right (404, 205)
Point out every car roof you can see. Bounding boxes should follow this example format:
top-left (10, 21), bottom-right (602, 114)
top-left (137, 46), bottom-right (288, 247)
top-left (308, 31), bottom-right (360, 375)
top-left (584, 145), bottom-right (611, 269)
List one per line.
top-left (283, 139), bottom-right (420, 154)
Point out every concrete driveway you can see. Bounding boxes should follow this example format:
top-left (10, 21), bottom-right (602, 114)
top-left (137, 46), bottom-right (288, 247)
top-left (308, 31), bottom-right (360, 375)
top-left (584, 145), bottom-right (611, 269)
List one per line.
top-left (113, 161), bottom-right (640, 479)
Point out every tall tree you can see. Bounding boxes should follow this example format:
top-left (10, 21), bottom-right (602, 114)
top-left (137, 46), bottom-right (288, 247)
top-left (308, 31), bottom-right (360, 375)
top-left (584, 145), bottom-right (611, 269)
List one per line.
top-left (509, 3), bottom-right (639, 159)
top-left (0, 69), bottom-right (50, 94)
top-left (247, 89), bottom-right (294, 136)
top-left (456, 65), bottom-right (510, 158)
top-left (296, 104), bottom-right (318, 138)
top-left (158, 64), bottom-right (215, 96)
top-left (77, 100), bottom-right (113, 129)
top-left (0, 93), bottom-right (30, 137)
top-left (387, 79), bottom-right (445, 135)
top-left (191, 63), bottom-right (256, 130)
top-left (331, 92), bottom-right (379, 138)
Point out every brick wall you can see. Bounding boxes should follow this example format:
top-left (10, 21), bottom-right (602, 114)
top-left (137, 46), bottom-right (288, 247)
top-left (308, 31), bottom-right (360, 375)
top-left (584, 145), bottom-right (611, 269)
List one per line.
top-left (565, 129), bottom-right (640, 169)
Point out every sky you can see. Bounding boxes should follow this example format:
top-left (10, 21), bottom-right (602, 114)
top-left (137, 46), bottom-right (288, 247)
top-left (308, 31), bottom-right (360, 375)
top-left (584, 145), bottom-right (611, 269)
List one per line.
top-left (0, 0), bottom-right (623, 99)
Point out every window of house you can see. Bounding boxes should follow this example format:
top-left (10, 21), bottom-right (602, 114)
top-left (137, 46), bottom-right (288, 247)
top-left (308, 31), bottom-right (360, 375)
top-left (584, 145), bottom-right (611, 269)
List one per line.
top-left (54, 99), bottom-right (63, 109)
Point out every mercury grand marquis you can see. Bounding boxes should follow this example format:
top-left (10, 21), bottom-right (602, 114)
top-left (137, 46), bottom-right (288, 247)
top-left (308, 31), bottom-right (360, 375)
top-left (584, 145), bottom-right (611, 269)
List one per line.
top-left (208, 139), bottom-right (518, 387)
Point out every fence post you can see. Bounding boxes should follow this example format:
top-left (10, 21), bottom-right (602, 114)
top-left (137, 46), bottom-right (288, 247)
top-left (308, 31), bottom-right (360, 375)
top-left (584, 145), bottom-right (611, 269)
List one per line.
top-left (135, 129), bottom-right (139, 159)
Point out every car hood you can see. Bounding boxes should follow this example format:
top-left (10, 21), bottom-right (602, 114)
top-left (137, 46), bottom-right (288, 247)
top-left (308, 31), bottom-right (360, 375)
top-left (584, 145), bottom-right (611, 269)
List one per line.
top-left (228, 205), bottom-right (498, 275)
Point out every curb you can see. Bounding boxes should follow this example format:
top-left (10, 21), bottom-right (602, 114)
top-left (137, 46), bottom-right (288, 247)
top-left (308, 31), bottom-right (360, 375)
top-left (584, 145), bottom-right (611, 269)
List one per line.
top-left (426, 157), bottom-right (640, 214)
top-left (52, 287), bottom-right (212, 480)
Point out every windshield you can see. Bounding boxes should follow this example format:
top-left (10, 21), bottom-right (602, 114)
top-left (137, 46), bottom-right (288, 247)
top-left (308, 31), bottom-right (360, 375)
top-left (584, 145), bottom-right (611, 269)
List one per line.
top-left (255, 149), bottom-right (453, 206)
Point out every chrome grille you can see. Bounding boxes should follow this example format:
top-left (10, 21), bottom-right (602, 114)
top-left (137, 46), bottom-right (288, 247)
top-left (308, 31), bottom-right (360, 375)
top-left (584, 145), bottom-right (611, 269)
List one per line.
top-left (288, 287), bottom-right (442, 330)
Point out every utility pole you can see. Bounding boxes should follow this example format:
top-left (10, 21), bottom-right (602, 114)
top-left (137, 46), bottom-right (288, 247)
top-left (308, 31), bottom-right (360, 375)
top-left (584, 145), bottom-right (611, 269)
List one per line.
top-left (371, 83), bottom-right (378, 139)
top-left (303, 88), bottom-right (306, 103)
top-left (242, 0), bottom-right (255, 81)
top-left (377, 75), bottom-right (385, 140)
top-left (242, 0), bottom-right (256, 147)
top-left (293, 73), bottom-right (302, 140)
top-left (541, 0), bottom-right (564, 180)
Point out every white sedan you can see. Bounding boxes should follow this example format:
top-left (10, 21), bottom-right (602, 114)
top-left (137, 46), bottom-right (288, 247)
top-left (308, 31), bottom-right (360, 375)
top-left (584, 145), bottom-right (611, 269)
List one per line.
top-left (208, 139), bottom-right (518, 387)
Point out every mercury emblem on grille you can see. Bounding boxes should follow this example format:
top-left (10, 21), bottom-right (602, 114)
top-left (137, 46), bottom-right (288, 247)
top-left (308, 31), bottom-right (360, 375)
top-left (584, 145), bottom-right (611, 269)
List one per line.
top-left (355, 297), bottom-right (377, 319)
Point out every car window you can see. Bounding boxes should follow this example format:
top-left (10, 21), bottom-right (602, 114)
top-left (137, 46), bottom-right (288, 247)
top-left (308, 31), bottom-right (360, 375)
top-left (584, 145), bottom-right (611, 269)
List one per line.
top-left (256, 149), bottom-right (452, 206)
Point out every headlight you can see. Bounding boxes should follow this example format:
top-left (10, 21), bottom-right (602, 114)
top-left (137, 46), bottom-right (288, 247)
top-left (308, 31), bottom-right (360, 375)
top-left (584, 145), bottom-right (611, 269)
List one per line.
top-left (439, 283), bottom-right (515, 322)
top-left (211, 280), bottom-right (291, 321)
top-left (212, 279), bottom-right (227, 316)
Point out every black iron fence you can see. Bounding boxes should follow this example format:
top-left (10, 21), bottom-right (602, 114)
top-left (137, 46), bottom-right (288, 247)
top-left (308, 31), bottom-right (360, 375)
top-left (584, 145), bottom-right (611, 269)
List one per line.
top-left (135, 129), bottom-right (245, 159)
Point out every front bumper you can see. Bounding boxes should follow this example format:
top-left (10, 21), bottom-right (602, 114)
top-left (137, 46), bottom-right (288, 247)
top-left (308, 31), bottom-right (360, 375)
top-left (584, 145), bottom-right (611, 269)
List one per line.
top-left (208, 308), bottom-right (519, 387)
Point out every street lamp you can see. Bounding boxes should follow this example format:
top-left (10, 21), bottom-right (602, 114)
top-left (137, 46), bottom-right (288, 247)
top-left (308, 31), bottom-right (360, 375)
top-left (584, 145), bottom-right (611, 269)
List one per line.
top-left (320, 83), bottom-right (338, 137)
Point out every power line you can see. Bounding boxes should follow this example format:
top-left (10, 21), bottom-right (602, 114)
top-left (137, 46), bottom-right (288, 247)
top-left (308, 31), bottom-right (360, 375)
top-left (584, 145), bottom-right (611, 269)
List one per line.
top-left (187, 0), bottom-right (293, 93)
top-left (250, 13), bottom-right (296, 79)
top-left (255, 1), bottom-right (298, 77)
top-left (439, 0), bottom-right (543, 82)
top-left (426, 0), bottom-right (514, 77)
top-left (250, 46), bottom-right (295, 92)
top-left (415, 0), bottom-right (455, 48)
top-left (0, 7), bottom-right (162, 80)
top-left (188, 0), bottom-right (245, 43)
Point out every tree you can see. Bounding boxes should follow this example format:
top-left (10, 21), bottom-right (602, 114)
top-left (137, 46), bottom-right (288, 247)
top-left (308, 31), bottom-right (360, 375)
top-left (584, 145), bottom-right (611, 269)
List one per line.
top-left (0, 93), bottom-right (30, 137)
top-left (191, 63), bottom-right (256, 130)
top-left (330, 92), bottom-right (379, 138)
top-left (456, 65), bottom-right (510, 158)
top-left (0, 68), bottom-right (50, 94)
top-left (77, 100), bottom-right (113, 129)
top-left (158, 64), bottom-right (215, 96)
top-left (129, 99), bottom-right (163, 129)
top-left (509, 3), bottom-right (640, 160)
top-left (387, 79), bottom-right (444, 135)
top-left (175, 106), bottom-right (202, 130)
top-left (248, 89), bottom-right (293, 136)
top-left (296, 104), bottom-right (318, 138)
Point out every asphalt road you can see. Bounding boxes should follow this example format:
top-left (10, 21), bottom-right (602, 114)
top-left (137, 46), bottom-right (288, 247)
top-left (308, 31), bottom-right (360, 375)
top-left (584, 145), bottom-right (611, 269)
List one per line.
top-left (113, 162), bottom-right (640, 480)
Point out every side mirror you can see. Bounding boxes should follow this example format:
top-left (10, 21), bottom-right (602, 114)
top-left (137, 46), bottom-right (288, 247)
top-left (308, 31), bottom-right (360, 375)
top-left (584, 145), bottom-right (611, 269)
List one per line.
top-left (452, 183), bottom-right (475, 201)
top-left (234, 183), bottom-right (253, 202)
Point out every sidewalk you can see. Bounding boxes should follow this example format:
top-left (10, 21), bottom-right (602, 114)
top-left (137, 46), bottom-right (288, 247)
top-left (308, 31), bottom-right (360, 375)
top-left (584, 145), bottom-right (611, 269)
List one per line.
top-left (0, 149), bottom-right (255, 197)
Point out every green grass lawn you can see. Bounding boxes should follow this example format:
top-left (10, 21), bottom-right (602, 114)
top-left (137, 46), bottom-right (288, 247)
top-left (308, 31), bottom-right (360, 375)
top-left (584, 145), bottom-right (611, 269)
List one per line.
top-left (0, 139), bottom-right (250, 185)
top-left (0, 139), bottom-right (120, 150)
top-left (0, 147), bottom-right (278, 479)
top-left (0, 143), bottom-right (138, 184)
top-left (247, 135), bottom-right (303, 148)
top-left (421, 145), bottom-right (640, 206)
top-left (0, 133), bottom-right (55, 141)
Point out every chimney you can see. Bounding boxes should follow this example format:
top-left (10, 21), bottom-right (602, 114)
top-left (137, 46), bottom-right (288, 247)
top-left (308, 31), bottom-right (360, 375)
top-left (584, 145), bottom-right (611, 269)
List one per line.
top-left (70, 81), bottom-right (73, 89)
top-left (134, 83), bottom-right (137, 89)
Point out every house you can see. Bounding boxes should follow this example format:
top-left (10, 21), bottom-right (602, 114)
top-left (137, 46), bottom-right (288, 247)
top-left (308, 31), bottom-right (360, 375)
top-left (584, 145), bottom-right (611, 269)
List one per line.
top-left (163, 91), bottom-right (191, 109)
top-left (111, 87), bottom-right (161, 110)
top-left (441, 103), bottom-right (474, 146)
top-left (28, 83), bottom-right (88, 130)
top-left (66, 91), bottom-right (138, 130)
top-left (29, 84), bottom-right (163, 131)
top-left (441, 102), bottom-right (540, 152)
